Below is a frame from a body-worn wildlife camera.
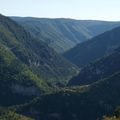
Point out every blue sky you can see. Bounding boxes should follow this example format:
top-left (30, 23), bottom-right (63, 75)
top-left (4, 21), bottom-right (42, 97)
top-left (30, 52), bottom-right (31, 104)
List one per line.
top-left (0, 0), bottom-right (120, 21)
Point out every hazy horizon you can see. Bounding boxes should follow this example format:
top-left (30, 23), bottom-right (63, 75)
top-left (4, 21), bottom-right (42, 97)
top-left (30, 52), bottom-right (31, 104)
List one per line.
top-left (0, 0), bottom-right (120, 21)
top-left (10, 16), bottom-right (120, 22)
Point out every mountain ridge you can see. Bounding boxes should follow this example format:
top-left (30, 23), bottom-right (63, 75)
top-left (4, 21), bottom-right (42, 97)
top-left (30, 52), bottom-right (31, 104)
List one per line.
top-left (12, 17), bottom-right (120, 53)
top-left (64, 26), bottom-right (120, 67)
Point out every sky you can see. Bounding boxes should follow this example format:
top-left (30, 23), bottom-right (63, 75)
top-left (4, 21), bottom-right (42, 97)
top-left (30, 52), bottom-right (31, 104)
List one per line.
top-left (0, 0), bottom-right (120, 21)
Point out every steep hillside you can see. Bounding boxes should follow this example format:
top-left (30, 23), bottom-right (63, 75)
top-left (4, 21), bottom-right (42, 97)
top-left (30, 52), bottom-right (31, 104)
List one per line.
top-left (12, 17), bottom-right (120, 53)
top-left (0, 41), bottom-right (51, 106)
top-left (0, 14), bottom-right (78, 86)
top-left (64, 26), bottom-right (120, 67)
top-left (15, 72), bottom-right (120, 120)
top-left (68, 45), bottom-right (120, 86)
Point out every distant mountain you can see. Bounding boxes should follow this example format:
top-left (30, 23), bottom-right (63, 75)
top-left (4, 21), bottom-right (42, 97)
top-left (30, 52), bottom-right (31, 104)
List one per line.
top-left (14, 72), bottom-right (120, 120)
top-left (11, 17), bottom-right (120, 53)
top-left (64, 26), bottom-right (120, 67)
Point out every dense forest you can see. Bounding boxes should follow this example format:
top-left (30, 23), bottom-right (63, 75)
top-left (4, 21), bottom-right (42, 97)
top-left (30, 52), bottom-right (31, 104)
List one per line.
top-left (0, 13), bottom-right (120, 120)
